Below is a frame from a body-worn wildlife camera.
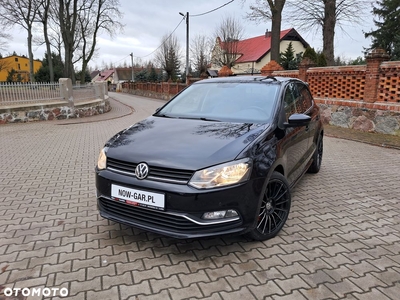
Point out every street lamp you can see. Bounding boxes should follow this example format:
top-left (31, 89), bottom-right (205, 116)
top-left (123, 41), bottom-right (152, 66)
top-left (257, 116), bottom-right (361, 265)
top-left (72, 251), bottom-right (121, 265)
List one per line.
top-left (130, 52), bottom-right (135, 82)
top-left (179, 12), bottom-right (189, 82)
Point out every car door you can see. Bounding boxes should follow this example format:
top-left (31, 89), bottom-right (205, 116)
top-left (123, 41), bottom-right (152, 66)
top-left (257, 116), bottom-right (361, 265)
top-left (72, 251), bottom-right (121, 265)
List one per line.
top-left (295, 82), bottom-right (317, 161)
top-left (282, 82), bottom-right (310, 185)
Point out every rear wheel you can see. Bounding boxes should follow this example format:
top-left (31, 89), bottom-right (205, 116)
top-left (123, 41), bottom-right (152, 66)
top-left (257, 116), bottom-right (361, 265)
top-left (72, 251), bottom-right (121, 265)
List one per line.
top-left (247, 172), bottom-right (291, 241)
top-left (308, 135), bottom-right (323, 173)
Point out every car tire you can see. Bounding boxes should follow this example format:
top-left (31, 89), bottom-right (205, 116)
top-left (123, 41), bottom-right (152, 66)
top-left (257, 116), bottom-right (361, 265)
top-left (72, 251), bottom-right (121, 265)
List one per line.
top-left (307, 134), bottom-right (323, 174)
top-left (247, 171), bottom-right (291, 241)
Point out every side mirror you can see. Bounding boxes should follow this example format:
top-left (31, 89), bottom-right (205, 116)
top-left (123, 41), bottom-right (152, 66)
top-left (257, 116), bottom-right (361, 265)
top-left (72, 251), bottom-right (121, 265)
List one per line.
top-left (284, 113), bottom-right (311, 128)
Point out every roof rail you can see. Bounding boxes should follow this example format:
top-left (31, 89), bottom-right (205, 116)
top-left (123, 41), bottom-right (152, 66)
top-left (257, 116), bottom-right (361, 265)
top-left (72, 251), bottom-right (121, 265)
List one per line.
top-left (259, 76), bottom-right (277, 81)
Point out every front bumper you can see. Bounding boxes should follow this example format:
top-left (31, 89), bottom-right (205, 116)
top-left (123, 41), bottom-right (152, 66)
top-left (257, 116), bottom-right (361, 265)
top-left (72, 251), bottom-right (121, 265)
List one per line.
top-left (96, 168), bottom-right (265, 239)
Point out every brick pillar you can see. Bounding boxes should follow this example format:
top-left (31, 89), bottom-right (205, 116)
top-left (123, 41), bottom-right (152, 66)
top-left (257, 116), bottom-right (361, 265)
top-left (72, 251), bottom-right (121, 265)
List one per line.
top-left (364, 48), bottom-right (390, 103)
top-left (260, 60), bottom-right (283, 76)
top-left (218, 65), bottom-right (233, 77)
top-left (298, 58), bottom-right (315, 82)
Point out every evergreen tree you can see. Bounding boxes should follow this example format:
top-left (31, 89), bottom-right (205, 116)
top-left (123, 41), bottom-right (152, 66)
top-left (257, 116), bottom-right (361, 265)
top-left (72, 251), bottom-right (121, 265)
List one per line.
top-left (302, 47), bottom-right (327, 67)
top-left (6, 69), bottom-right (23, 82)
top-left (316, 51), bottom-right (327, 67)
top-left (166, 45), bottom-right (181, 81)
top-left (135, 69), bottom-right (148, 82)
top-left (280, 42), bottom-right (298, 70)
top-left (148, 67), bottom-right (158, 82)
top-left (349, 56), bottom-right (366, 65)
top-left (155, 33), bottom-right (182, 82)
top-left (75, 70), bottom-right (91, 83)
top-left (34, 53), bottom-right (65, 82)
top-left (303, 47), bottom-right (318, 63)
top-left (365, 0), bottom-right (400, 60)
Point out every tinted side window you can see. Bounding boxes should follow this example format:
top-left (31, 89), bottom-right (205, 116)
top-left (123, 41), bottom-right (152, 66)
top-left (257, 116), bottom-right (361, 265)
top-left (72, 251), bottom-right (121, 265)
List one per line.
top-left (296, 83), bottom-right (313, 113)
top-left (283, 83), bottom-right (300, 120)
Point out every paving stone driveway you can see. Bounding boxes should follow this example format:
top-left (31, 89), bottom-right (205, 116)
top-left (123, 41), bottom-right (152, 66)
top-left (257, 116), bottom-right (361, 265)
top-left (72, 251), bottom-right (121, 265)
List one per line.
top-left (1, 93), bottom-right (400, 300)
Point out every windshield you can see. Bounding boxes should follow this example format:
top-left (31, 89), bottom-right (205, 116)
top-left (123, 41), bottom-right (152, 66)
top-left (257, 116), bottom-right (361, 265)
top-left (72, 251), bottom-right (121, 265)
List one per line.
top-left (156, 82), bottom-right (279, 123)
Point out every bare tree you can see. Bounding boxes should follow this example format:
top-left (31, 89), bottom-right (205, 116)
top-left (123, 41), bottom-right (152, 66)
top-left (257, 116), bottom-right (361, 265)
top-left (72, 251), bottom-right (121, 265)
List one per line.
top-left (190, 34), bottom-right (212, 76)
top-left (286, 0), bottom-right (371, 65)
top-left (0, 0), bottom-right (40, 82)
top-left (36, 0), bottom-right (56, 82)
top-left (0, 32), bottom-right (11, 52)
top-left (75, 0), bottom-right (123, 83)
top-left (0, 59), bottom-right (11, 73)
top-left (154, 33), bottom-right (182, 81)
top-left (53, 0), bottom-right (123, 83)
top-left (244, 0), bottom-right (286, 62)
top-left (57, 0), bottom-right (79, 82)
top-left (212, 15), bottom-right (245, 68)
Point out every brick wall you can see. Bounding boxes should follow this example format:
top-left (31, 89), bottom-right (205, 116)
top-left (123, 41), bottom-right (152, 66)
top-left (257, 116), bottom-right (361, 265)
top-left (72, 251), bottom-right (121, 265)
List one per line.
top-left (121, 49), bottom-right (400, 134)
top-left (265, 50), bottom-right (400, 134)
top-left (306, 66), bottom-right (366, 100)
top-left (122, 50), bottom-right (400, 105)
top-left (121, 82), bottom-right (187, 100)
top-left (379, 61), bottom-right (400, 103)
top-left (262, 49), bottom-right (400, 106)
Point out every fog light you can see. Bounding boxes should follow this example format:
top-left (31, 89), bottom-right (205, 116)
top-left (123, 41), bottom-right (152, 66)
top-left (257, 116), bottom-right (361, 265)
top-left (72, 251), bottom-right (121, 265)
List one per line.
top-left (202, 209), bottom-right (238, 220)
top-left (225, 209), bottom-right (239, 218)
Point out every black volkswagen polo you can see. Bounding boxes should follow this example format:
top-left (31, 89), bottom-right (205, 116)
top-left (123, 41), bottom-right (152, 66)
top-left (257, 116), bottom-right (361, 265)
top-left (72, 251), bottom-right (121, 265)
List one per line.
top-left (96, 76), bottom-right (323, 241)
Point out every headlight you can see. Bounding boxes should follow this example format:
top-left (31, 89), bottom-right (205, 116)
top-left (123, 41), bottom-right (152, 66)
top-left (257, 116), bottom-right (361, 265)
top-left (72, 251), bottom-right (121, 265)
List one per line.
top-left (97, 148), bottom-right (107, 170)
top-left (189, 158), bottom-right (252, 189)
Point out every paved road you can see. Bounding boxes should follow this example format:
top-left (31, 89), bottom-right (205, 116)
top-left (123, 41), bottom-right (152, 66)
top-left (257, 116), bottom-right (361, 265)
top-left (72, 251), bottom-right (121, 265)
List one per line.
top-left (1, 92), bottom-right (399, 300)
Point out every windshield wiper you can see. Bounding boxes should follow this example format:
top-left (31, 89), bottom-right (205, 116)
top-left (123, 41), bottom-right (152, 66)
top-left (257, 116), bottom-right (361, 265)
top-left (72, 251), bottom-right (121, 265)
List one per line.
top-left (156, 114), bottom-right (174, 118)
top-left (199, 117), bottom-right (221, 122)
top-left (157, 115), bottom-right (220, 122)
top-left (177, 116), bottom-right (221, 122)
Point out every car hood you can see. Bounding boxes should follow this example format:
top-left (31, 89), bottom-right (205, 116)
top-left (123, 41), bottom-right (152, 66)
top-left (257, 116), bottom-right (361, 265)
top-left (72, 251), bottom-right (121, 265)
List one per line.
top-left (106, 116), bottom-right (269, 170)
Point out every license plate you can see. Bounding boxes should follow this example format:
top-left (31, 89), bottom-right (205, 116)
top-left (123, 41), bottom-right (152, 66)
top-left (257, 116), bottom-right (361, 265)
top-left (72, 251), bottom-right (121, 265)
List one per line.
top-left (111, 184), bottom-right (165, 211)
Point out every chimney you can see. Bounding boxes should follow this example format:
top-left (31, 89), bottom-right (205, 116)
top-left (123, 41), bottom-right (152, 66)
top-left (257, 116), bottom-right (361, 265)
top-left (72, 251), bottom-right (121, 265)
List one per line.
top-left (265, 29), bottom-right (271, 38)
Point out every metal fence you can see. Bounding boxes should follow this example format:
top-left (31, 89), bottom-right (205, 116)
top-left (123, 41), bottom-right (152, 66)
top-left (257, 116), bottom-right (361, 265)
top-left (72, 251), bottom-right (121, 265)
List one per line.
top-left (0, 82), bottom-right (63, 106)
top-left (0, 82), bottom-right (98, 106)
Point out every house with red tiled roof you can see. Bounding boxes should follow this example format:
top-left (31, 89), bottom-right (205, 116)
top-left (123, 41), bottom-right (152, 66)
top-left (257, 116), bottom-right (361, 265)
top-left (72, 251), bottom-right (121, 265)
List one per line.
top-left (211, 28), bottom-right (309, 74)
top-left (92, 69), bottom-right (115, 83)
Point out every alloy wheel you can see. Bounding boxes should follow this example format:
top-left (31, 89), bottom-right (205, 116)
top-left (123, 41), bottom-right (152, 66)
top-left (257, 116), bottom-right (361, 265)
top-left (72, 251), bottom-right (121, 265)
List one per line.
top-left (257, 178), bottom-right (290, 235)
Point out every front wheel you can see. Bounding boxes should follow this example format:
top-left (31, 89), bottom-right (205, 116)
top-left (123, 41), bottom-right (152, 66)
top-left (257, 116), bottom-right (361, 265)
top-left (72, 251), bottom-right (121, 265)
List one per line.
top-left (247, 172), bottom-right (291, 241)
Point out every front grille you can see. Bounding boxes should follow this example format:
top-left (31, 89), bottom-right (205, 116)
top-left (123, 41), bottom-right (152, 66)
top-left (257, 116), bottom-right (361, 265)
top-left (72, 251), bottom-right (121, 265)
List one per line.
top-left (107, 158), bottom-right (194, 184)
top-left (98, 197), bottom-right (242, 234)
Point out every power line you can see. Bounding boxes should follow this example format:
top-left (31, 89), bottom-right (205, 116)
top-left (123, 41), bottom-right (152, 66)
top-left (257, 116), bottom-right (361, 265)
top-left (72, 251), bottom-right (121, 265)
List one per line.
top-left (191, 0), bottom-right (235, 17)
top-left (109, 17), bottom-right (184, 65)
top-left (112, 0), bottom-right (234, 63)
top-left (111, 54), bottom-right (130, 66)
top-left (134, 17), bottom-right (185, 59)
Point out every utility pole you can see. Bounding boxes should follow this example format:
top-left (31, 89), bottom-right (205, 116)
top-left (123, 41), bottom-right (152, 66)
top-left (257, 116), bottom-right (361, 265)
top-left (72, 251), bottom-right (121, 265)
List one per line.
top-left (130, 52), bottom-right (135, 82)
top-left (179, 12), bottom-right (189, 83)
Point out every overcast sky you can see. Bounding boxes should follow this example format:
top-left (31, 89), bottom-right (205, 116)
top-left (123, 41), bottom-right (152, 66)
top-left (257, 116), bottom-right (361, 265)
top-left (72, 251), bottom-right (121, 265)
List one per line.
top-left (6, 0), bottom-right (376, 69)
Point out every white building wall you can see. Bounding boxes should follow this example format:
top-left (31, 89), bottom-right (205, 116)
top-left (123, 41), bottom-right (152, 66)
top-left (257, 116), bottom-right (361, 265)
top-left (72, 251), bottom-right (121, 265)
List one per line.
top-left (213, 40), bottom-right (306, 74)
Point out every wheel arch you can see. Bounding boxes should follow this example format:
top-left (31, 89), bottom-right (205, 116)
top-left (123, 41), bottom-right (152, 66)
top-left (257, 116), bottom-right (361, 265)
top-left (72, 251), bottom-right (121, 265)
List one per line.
top-left (274, 165), bottom-right (284, 176)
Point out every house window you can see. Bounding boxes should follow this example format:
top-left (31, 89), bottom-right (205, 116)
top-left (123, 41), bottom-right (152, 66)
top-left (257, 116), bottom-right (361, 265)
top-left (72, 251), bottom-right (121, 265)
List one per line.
top-left (18, 64), bottom-right (21, 70)
top-left (25, 64), bottom-right (28, 67)
top-left (15, 57), bottom-right (18, 62)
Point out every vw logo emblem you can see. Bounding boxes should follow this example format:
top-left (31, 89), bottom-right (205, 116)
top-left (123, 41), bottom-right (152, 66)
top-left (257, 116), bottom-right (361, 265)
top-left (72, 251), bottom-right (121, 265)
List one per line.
top-left (135, 163), bottom-right (149, 180)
